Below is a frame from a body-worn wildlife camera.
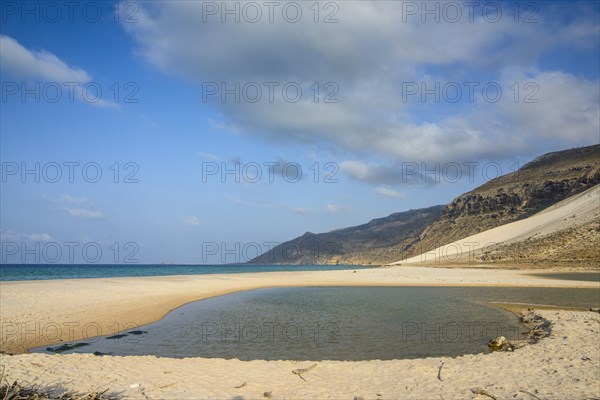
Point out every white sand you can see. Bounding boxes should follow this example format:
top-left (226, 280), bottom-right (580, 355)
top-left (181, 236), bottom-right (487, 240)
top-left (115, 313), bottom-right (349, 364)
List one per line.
top-left (393, 185), bottom-right (600, 265)
top-left (1, 265), bottom-right (599, 399)
top-left (1, 309), bottom-right (599, 399)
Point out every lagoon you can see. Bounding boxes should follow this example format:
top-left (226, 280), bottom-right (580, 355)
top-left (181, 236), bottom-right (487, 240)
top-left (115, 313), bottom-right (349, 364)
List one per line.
top-left (33, 286), bottom-right (600, 360)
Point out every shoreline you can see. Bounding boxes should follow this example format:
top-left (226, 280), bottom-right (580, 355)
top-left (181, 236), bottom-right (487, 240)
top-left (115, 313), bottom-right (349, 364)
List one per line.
top-left (1, 266), bottom-right (599, 398)
top-left (2, 261), bottom-right (598, 282)
top-left (1, 309), bottom-right (598, 399)
top-left (1, 266), bottom-right (598, 354)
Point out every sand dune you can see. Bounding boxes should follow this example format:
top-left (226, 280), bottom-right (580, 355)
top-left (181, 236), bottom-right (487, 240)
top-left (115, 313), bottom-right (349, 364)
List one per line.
top-left (393, 184), bottom-right (600, 266)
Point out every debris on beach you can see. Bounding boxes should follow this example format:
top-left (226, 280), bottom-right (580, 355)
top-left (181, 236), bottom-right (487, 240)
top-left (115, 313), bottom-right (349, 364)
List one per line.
top-left (487, 336), bottom-right (507, 351)
top-left (46, 342), bottom-right (89, 353)
top-left (521, 311), bottom-right (552, 342)
top-left (128, 383), bottom-right (151, 400)
top-left (471, 387), bottom-right (499, 400)
top-left (488, 336), bottom-right (506, 348)
top-left (488, 310), bottom-right (553, 352)
top-left (128, 330), bottom-right (148, 335)
top-left (105, 334), bottom-right (128, 340)
top-left (93, 351), bottom-right (113, 356)
top-left (518, 389), bottom-right (543, 399)
top-left (487, 335), bottom-right (516, 351)
top-left (437, 362), bottom-right (444, 381)
top-left (292, 364), bottom-right (317, 381)
top-left (0, 379), bottom-right (117, 399)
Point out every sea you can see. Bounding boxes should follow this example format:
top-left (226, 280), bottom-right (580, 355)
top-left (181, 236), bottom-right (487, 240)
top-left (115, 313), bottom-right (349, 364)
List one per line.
top-left (0, 263), bottom-right (374, 281)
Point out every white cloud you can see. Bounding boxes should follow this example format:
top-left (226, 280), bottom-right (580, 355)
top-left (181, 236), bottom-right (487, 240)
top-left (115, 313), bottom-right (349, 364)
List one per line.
top-left (293, 207), bottom-right (313, 215)
top-left (0, 230), bottom-right (52, 242)
top-left (51, 194), bottom-right (90, 204)
top-left (197, 152), bottom-right (220, 161)
top-left (184, 215), bottom-right (200, 226)
top-left (63, 208), bottom-right (103, 220)
top-left (28, 233), bottom-right (52, 241)
top-left (226, 196), bottom-right (278, 209)
top-left (227, 196), bottom-right (251, 206)
top-left (339, 160), bottom-right (371, 181)
top-left (140, 114), bottom-right (158, 129)
top-left (498, 70), bottom-right (600, 143)
top-left (375, 187), bottom-right (403, 199)
top-left (340, 161), bottom-right (406, 185)
top-left (43, 194), bottom-right (104, 219)
top-left (0, 35), bottom-right (117, 108)
top-left (0, 230), bottom-right (18, 241)
top-left (124, 2), bottom-right (599, 165)
top-left (325, 204), bottom-right (350, 213)
top-left (0, 35), bottom-right (90, 82)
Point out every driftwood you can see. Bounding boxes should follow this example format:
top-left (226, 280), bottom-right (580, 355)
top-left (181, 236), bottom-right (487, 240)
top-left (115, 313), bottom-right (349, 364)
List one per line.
top-left (437, 362), bottom-right (444, 381)
top-left (519, 389), bottom-right (543, 400)
top-left (292, 364), bottom-right (317, 381)
top-left (0, 366), bottom-right (118, 400)
top-left (158, 382), bottom-right (175, 389)
top-left (472, 387), bottom-right (499, 400)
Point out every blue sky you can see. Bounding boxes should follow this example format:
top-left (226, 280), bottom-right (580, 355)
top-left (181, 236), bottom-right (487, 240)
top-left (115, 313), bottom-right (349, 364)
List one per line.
top-left (1, 1), bottom-right (599, 264)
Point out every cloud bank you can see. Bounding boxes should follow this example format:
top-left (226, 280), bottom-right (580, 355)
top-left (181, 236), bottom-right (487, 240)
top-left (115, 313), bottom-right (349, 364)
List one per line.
top-left (0, 35), bottom-right (90, 82)
top-left (123, 1), bottom-right (599, 164)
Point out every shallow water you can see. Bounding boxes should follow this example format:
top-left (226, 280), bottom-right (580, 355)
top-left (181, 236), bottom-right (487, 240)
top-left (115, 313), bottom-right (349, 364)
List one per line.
top-left (33, 286), bottom-right (600, 361)
top-left (530, 272), bottom-right (600, 282)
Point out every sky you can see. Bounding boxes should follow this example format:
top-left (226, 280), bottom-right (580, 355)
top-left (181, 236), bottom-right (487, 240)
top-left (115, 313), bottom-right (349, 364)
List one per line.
top-left (1, 0), bottom-right (599, 264)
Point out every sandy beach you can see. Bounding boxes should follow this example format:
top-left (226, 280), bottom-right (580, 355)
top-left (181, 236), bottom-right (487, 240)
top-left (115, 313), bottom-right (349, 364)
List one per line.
top-left (1, 309), bottom-right (599, 399)
top-left (3, 0), bottom-right (598, 396)
top-left (1, 266), bottom-right (599, 398)
top-left (1, 266), bottom-right (598, 354)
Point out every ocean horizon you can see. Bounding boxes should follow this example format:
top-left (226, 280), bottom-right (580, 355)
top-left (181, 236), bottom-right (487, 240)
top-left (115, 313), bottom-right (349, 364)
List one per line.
top-left (0, 263), bottom-right (374, 282)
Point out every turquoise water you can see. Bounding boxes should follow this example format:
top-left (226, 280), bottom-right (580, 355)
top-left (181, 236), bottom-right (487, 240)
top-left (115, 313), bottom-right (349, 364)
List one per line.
top-left (33, 286), bottom-right (600, 360)
top-left (0, 264), bottom-right (373, 281)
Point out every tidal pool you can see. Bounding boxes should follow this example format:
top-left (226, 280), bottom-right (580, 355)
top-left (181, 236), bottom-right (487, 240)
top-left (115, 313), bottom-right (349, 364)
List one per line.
top-left (33, 286), bottom-right (600, 360)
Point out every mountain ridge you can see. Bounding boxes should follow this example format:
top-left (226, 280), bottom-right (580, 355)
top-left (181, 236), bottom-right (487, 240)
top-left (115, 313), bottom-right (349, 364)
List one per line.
top-left (248, 205), bottom-right (444, 265)
top-left (249, 144), bottom-right (600, 266)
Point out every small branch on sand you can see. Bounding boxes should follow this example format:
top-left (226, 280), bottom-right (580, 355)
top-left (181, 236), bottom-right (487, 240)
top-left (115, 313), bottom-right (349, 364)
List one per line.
top-left (519, 389), bottom-right (543, 400)
top-left (472, 388), bottom-right (499, 400)
top-left (292, 364), bottom-right (317, 382)
top-left (158, 383), bottom-right (175, 389)
top-left (437, 362), bottom-right (444, 381)
top-left (234, 382), bottom-right (247, 389)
